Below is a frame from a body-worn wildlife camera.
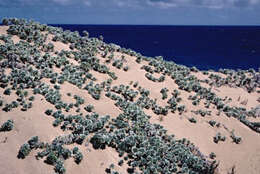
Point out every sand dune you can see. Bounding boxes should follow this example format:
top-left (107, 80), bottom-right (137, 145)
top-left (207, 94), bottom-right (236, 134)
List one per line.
top-left (0, 19), bottom-right (259, 174)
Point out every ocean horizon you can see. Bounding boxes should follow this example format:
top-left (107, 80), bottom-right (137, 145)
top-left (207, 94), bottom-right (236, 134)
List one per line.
top-left (50, 24), bottom-right (260, 71)
top-left (3, 23), bottom-right (260, 71)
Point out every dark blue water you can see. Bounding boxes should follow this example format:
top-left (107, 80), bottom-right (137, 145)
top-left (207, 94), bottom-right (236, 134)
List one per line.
top-left (51, 25), bottom-right (260, 71)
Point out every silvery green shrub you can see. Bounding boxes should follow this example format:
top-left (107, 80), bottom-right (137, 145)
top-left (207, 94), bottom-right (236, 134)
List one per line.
top-left (18, 143), bottom-right (31, 159)
top-left (0, 119), bottom-right (14, 131)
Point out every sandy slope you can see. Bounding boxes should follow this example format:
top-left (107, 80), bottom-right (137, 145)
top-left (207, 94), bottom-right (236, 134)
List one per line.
top-left (0, 26), bottom-right (260, 174)
top-left (105, 53), bottom-right (260, 174)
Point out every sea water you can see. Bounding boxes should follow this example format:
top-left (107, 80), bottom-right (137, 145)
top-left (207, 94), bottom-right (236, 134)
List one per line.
top-left (50, 24), bottom-right (260, 71)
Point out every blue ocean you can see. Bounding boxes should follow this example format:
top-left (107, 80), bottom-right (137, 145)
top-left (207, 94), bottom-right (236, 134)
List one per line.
top-left (51, 25), bottom-right (260, 71)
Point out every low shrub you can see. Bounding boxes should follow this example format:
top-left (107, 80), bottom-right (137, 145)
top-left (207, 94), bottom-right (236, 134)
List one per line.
top-left (54, 160), bottom-right (66, 174)
top-left (209, 152), bottom-right (216, 159)
top-left (3, 88), bottom-right (11, 95)
top-left (208, 120), bottom-right (217, 127)
top-left (213, 132), bottom-right (226, 143)
top-left (160, 88), bottom-right (169, 100)
top-left (18, 143), bottom-right (31, 159)
top-left (230, 130), bottom-right (242, 144)
top-left (123, 66), bottom-right (129, 71)
top-left (84, 104), bottom-right (94, 112)
top-left (73, 151), bottom-right (83, 164)
top-left (0, 119), bottom-right (14, 132)
top-left (188, 117), bottom-right (197, 123)
top-left (45, 109), bottom-right (53, 116)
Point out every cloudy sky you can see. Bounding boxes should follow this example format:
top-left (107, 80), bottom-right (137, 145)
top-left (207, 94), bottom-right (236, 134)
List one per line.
top-left (0, 0), bottom-right (260, 25)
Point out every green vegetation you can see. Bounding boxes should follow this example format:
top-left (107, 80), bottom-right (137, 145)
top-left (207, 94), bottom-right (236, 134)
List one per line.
top-left (84, 81), bottom-right (102, 100)
top-left (209, 152), bottom-right (216, 159)
top-left (73, 151), bottom-right (83, 164)
top-left (213, 133), bottom-right (226, 144)
top-left (84, 104), bottom-right (94, 112)
top-left (230, 130), bottom-right (242, 144)
top-left (18, 143), bottom-right (31, 159)
top-left (90, 102), bottom-right (217, 174)
top-left (123, 66), bottom-right (129, 71)
top-left (0, 119), bottom-right (14, 132)
top-left (133, 81), bottom-right (138, 88)
top-left (160, 87), bottom-right (168, 100)
top-left (192, 109), bottom-right (211, 117)
top-left (45, 109), bottom-right (53, 116)
top-left (145, 73), bottom-right (165, 82)
top-left (208, 120), bottom-right (217, 127)
top-left (3, 88), bottom-right (11, 95)
top-left (188, 117), bottom-right (197, 123)
top-left (111, 84), bottom-right (138, 101)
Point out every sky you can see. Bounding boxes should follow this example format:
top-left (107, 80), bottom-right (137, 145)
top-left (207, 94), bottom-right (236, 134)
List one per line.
top-left (0, 0), bottom-right (260, 25)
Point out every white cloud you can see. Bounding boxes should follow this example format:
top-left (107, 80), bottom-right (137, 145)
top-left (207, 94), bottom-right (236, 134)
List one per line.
top-left (83, 0), bottom-right (91, 6)
top-left (1, 0), bottom-right (259, 9)
top-left (51, 0), bottom-right (91, 6)
top-left (112, 0), bottom-right (141, 8)
top-left (146, 0), bottom-right (260, 9)
top-left (147, 1), bottom-right (177, 8)
top-left (52, 0), bottom-right (71, 5)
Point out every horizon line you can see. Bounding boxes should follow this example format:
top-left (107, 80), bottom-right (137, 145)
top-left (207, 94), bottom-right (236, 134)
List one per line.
top-left (48, 23), bottom-right (260, 27)
top-left (1, 23), bottom-right (260, 27)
